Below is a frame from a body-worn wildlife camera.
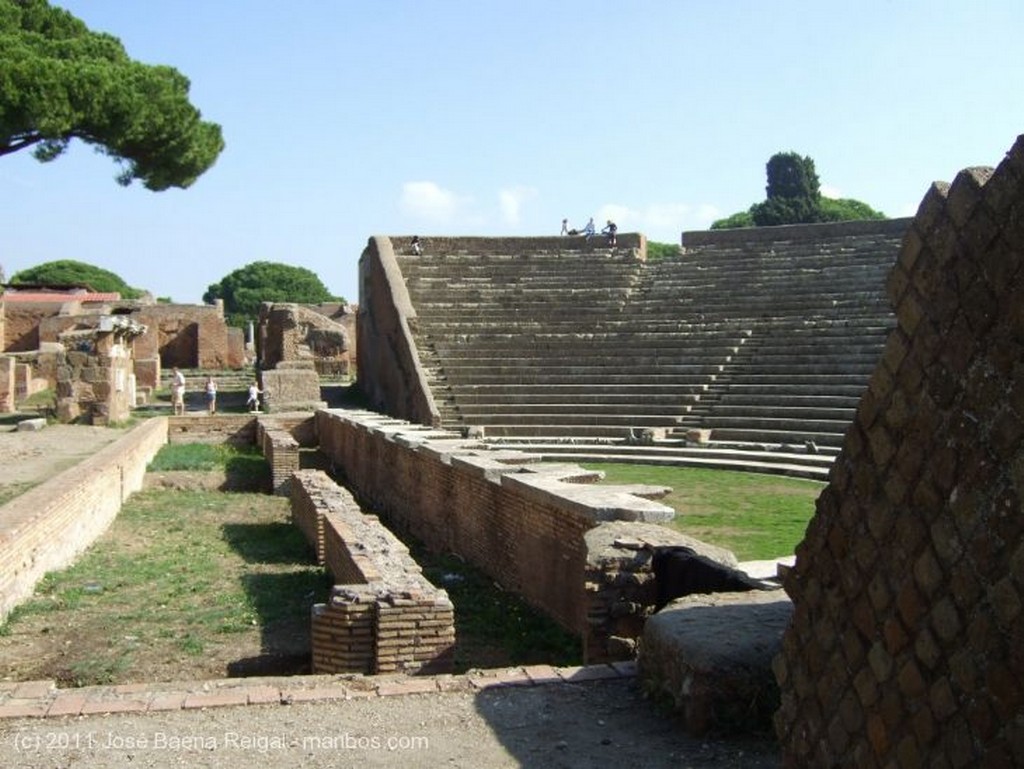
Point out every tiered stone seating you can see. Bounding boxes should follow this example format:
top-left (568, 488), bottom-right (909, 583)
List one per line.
top-left (388, 220), bottom-right (909, 476)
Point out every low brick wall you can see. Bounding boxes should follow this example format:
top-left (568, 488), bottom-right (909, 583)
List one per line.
top-left (291, 470), bottom-right (454, 675)
top-left (314, 409), bottom-right (678, 662)
top-left (257, 422), bottom-right (300, 496)
top-left (167, 414), bottom-right (258, 446)
top-left (0, 418), bottom-right (167, 622)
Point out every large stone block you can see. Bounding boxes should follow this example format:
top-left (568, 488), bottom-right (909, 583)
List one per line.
top-left (639, 589), bottom-right (791, 735)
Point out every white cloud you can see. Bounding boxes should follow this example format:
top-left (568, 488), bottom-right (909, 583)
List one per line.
top-left (399, 181), bottom-right (471, 224)
top-left (820, 184), bottom-right (842, 199)
top-left (498, 185), bottom-right (538, 225)
top-left (593, 202), bottom-right (721, 242)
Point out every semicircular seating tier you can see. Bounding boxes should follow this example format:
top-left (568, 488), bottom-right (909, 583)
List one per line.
top-left (358, 221), bottom-right (910, 477)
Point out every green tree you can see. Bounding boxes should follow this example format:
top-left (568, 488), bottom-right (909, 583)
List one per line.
top-left (819, 197), bottom-right (886, 222)
top-left (710, 209), bottom-right (755, 230)
top-left (751, 152), bottom-right (822, 226)
top-left (711, 151), bottom-right (886, 229)
top-left (646, 241), bottom-right (682, 260)
top-left (10, 258), bottom-right (144, 298)
top-left (203, 262), bottom-right (341, 326)
top-left (0, 0), bottom-right (224, 190)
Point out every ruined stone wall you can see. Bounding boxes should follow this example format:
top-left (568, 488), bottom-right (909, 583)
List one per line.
top-left (257, 302), bottom-right (352, 379)
top-left (314, 409), bottom-right (678, 658)
top-left (258, 365), bottom-right (324, 413)
top-left (775, 137), bottom-right (1024, 766)
top-left (292, 470), bottom-right (455, 675)
top-left (55, 328), bottom-right (139, 425)
top-left (0, 357), bottom-right (14, 413)
top-left (0, 418), bottom-right (167, 622)
top-left (131, 304), bottom-right (239, 370)
top-left (3, 303), bottom-right (60, 352)
top-left (356, 237), bottom-right (439, 425)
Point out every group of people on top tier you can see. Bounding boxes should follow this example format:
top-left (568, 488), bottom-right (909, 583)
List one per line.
top-left (560, 217), bottom-right (617, 246)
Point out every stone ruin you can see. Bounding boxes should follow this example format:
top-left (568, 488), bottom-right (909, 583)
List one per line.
top-left (254, 302), bottom-right (354, 412)
top-left (54, 314), bottom-right (147, 424)
top-left (774, 136), bottom-right (1024, 765)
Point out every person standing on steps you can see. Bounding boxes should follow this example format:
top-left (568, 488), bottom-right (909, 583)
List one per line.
top-left (171, 367), bottom-right (186, 415)
top-left (247, 380), bottom-right (262, 412)
top-left (560, 218), bottom-right (569, 235)
top-left (582, 217), bottom-right (595, 241)
top-left (205, 376), bottom-right (218, 415)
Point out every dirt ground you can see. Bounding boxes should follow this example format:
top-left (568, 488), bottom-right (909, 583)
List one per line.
top-left (0, 422), bottom-right (782, 768)
top-left (0, 422), bottom-right (126, 488)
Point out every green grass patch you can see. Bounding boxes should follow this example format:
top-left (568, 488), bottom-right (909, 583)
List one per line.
top-left (147, 443), bottom-right (269, 489)
top-left (0, 486), bottom-right (330, 686)
top-left (582, 463), bottom-right (824, 561)
top-left (412, 545), bottom-right (581, 671)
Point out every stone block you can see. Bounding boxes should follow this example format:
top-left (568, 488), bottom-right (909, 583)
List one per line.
top-left (639, 590), bottom-right (791, 735)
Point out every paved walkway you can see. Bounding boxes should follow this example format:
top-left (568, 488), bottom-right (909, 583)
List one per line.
top-left (0, 662), bottom-right (634, 720)
top-left (0, 662), bottom-right (781, 768)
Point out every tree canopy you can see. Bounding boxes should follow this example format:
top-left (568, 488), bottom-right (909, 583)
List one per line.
top-left (9, 258), bottom-right (144, 298)
top-left (203, 262), bottom-right (342, 326)
top-left (0, 0), bottom-right (224, 190)
top-left (711, 151), bottom-right (886, 230)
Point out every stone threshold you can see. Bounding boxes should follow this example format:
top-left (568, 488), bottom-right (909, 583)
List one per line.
top-left (0, 662), bottom-right (636, 719)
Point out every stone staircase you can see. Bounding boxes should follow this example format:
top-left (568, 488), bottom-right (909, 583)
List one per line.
top-left (389, 221), bottom-right (908, 477)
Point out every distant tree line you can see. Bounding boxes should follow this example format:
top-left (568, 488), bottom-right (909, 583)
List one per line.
top-left (7, 259), bottom-right (342, 327)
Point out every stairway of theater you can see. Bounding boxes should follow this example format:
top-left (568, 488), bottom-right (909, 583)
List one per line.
top-left (396, 239), bottom-right (731, 439)
top-left (645, 228), bottom-right (900, 451)
top-left (391, 224), bottom-right (904, 472)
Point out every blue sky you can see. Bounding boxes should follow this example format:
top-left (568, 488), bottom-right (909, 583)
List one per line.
top-left (3, 1), bottom-right (1022, 304)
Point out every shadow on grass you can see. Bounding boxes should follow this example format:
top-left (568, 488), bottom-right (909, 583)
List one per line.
top-left (226, 570), bottom-right (332, 677)
top-left (220, 521), bottom-right (313, 565)
top-left (222, 455), bottom-right (271, 492)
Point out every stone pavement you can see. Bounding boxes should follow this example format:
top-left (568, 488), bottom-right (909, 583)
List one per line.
top-left (0, 662), bottom-right (636, 720)
top-left (0, 661), bottom-right (782, 768)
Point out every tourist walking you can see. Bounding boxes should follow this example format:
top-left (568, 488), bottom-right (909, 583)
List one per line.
top-left (171, 367), bottom-right (186, 416)
top-left (247, 380), bottom-right (262, 412)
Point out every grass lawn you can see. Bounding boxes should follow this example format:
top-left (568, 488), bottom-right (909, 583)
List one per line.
top-left (582, 463), bottom-right (826, 561)
top-left (0, 443), bottom-right (581, 685)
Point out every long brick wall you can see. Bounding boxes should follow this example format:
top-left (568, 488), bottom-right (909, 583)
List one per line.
top-left (290, 470), bottom-right (455, 675)
top-left (313, 408), bottom-right (711, 662)
top-left (0, 418), bottom-right (167, 622)
top-left (774, 137), bottom-right (1024, 765)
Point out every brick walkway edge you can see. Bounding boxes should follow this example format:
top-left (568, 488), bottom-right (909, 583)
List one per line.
top-left (0, 662), bottom-right (637, 719)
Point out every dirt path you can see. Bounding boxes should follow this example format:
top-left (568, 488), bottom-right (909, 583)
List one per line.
top-left (0, 423), bottom-right (125, 488)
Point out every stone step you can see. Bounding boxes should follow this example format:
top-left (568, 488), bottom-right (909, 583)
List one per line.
top-left (704, 426), bottom-right (847, 447)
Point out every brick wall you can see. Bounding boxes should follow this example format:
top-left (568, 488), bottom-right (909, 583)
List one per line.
top-left (0, 418), bottom-right (167, 622)
top-left (774, 137), bottom-right (1024, 766)
top-left (314, 409), bottom-right (677, 660)
top-left (292, 470), bottom-right (455, 675)
top-left (166, 415), bottom-right (259, 446)
top-left (257, 421), bottom-right (300, 495)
